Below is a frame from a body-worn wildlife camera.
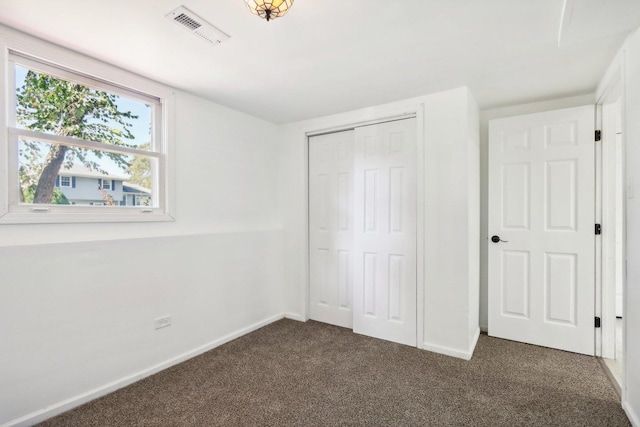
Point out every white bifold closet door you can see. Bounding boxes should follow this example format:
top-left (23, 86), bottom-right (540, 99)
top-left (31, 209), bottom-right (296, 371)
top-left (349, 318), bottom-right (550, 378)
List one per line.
top-left (309, 118), bottom-right (417, 347)
top-left (352, 119), bottom-right (417, 347)
top-left (309, 131), bottom-right (355, 329)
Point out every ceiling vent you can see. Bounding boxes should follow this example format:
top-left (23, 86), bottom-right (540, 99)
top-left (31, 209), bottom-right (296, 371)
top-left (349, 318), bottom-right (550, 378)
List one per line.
top-left (165, 6), bottom-right (230, 45)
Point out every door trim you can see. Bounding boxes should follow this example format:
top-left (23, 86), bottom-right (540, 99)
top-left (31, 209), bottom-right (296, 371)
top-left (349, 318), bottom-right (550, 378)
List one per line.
top-left (306, 114), bottom-right (417, 137)
top-left (301, 106), bottom-right (425, 348)
top-left (596, 66), bottom-right (626, 394)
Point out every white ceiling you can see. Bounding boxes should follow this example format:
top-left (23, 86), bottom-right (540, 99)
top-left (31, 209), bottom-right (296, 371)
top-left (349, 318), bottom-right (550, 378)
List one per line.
top-left (0, 0), bottom-right (638, 124)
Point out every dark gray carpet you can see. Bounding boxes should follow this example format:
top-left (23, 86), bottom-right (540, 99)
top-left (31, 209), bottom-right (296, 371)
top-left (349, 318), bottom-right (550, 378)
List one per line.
top-left (39, 319), bottom-right (629, 426)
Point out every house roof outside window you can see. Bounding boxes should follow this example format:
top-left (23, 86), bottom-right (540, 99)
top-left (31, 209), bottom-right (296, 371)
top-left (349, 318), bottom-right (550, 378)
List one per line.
top-left (57, 164), bottom-right (129, 181)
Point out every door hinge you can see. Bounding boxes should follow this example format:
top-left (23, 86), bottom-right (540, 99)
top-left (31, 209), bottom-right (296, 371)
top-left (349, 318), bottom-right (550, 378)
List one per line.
top-left (595, 224), bottom-right (601, 235)
top-left (595, 317), bottom-right (601, 328)
top-left (595, 130), bottom-right (601, 141)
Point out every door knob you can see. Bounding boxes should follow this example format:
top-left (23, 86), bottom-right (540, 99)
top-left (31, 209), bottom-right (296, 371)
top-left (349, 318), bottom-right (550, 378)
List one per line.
top-left (491, 235), bottom-right (508, 243)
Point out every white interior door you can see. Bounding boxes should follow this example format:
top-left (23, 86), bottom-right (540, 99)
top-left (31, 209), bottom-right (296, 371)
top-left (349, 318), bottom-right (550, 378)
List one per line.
top-left (309, 131), bottom-right (355, 328)
top-left (353, 119), bottom-right (417, 346)
top-left (488, 106), bottom-right (595, 355)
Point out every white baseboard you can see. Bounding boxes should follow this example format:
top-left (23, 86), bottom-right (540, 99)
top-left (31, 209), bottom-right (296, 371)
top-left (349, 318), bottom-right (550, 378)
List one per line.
top-left (623, 400), bottom-right (639, 427)
top-left (469, 327), bottom-right (481, 358)
top-left (422, 327), bottom-right (481, 361)
top-left (2, 314), bottom-right (285, 427)
top-left (284, 312), bottom-right (306, 322)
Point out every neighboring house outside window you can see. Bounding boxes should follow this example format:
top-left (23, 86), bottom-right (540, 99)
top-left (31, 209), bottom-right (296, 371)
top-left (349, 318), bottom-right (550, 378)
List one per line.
top-left (54, 165), bottom-right (151, 207)
top-left (123, 183), bottom-right (152, 207)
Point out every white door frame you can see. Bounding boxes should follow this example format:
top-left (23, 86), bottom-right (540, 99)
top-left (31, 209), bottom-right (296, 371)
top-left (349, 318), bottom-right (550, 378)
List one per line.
top-left (299, 105), bottom-right (426, 348)
top-left (598, 83), bottom-right (622, 359)
top-left (596, 66), bottom-right (626, 389)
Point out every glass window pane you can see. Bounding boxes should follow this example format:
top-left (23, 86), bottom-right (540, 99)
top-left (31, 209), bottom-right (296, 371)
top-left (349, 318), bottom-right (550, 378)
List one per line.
top-left (19, 139), bottom-right (155, 207)
top-left (14, 65), bottom-right (153, 151)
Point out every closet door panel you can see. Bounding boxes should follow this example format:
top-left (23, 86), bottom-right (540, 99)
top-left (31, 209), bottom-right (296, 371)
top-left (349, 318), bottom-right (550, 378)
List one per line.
top-left (353, 119), bottom-right (417, 346)
top-left (309, 131), bottom-right (355, 328)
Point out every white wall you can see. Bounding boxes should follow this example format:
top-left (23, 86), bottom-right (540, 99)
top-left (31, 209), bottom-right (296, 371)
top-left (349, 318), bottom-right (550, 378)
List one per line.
top-left (278, 87), bottom-right (480, 359)
top-left (422, 88), bottom-right (480, 359)
top-left (616, 26), bottom-right (640, 427)
top-left (0, 86), bottom-right (284, 426)
top-left (467, 93), bottom-right (480, 344)
top-left (478, 93), bottom-right (596, 331)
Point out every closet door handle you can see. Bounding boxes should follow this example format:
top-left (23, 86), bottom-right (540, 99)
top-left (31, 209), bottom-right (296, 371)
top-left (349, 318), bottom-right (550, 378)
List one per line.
top-left (491, 235), bottom-right (508, 243)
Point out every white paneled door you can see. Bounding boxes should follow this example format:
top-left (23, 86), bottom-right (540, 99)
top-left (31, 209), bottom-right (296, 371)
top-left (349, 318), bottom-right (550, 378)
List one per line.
top-left (309, 131), bottom-right (355, 329)
top-left (309, 118), bottom-right (417, 346)
top-left (488, 106), bottom-right (595, 355)
top-left (353, 119), bottom-right (417, 346)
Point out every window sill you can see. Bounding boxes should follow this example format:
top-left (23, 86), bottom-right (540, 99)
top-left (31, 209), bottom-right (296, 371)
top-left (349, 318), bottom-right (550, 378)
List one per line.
top-left (0, 211), bottom-right (175, 224)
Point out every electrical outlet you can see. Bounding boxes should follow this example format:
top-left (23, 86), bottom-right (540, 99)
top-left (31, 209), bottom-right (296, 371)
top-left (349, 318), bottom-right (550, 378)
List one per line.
top-left (155, 316), bottom-right (172, 330)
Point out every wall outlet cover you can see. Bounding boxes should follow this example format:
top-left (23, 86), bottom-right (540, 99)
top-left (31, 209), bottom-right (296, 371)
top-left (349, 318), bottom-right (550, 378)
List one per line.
top-left (155, 316), bottom-right (172, 329)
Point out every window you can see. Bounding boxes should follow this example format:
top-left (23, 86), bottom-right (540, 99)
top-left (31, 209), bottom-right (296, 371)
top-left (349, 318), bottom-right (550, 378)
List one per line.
top-left (0, 42), bottom-right (174, 223)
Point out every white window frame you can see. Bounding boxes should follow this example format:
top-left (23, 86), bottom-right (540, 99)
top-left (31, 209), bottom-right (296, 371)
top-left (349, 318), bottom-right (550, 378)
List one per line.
top-left (0, 26), bottom-right (175, 224)
top-left (101, 179), bottom-right (111, 190)
top-left (60, 176), bottom-right (71, 188)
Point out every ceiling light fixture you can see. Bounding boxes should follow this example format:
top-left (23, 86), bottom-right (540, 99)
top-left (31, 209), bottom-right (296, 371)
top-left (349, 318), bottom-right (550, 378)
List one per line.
top-left (244, 0), bottom-right (294, 22)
